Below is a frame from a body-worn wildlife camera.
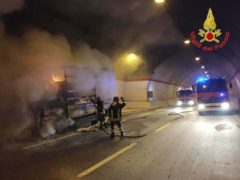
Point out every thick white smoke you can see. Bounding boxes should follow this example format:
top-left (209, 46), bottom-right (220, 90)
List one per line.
top-left (70, 43), bottom-right (116, 100)
top-left (0, 26), bottom-right (116, 142)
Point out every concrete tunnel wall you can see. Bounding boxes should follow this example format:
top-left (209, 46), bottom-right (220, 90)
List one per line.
top-left (112, 7), bottom-right (240, 109)
top-left (116, 50), bottom-right (240, 109)
top-left (116, 51), bottom-right (201, 108)
top-left (115, 52), bottom-right (191, 108)
top-left (116, 79), bottom-right (178, 109)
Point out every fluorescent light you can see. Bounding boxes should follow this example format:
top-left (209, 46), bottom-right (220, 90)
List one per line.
top-left (184, 39), bottom-right (190, 45)
top-left (155, 0), bottom-right (165, 4)
top-left (195, 57), bottom-right (200, 61)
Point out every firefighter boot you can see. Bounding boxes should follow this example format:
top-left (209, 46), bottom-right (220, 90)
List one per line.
top-left (120, 131), bottom-right (124, 137)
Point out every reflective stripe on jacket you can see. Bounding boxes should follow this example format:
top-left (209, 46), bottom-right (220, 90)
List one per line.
top-left (108, 102), bottom-right (126, 121)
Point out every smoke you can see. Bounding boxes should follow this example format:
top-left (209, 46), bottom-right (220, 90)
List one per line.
top-left (0, 0), bottom-right (24, 15)
top-left (69, 43), bottom-right (116, 99)
top-left (0, 27), bottom-right (70, 141)
top-left (0, 26), bottom-right (116, 142)
top-left (0, 21), bottom-right (4, 36)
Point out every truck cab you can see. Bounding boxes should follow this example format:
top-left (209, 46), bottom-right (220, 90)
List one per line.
top-left (196, 77), bottom-right (231, 114)
top-left (176, 88), bottom-right (196, 106)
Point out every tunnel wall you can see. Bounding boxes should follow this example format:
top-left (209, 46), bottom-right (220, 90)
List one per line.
top-left (116, 50), bottom-right (240, 109)
top-left (116, 79), bottom-right (178, 108)
top-left (230, 73), bottom-right (240, 108)
top-left (148, 80), bottom-right (178, 100)
top-left (234, 74), bottom-right (240, 97)
top-left (116, 80), bottom-right (148, 102)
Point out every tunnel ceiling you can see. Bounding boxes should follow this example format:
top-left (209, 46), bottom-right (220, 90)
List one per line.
top-left (2, 0), bottom-right (240, 84)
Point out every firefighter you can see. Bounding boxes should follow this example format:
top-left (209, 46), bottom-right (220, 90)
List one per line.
top-left (91, 97), bottom-right (106, 129)
top-left (108, 96), bottom-right (126, 138)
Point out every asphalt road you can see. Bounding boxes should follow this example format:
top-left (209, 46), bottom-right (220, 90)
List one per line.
top-left (1, 106), bottom-right (240, 180)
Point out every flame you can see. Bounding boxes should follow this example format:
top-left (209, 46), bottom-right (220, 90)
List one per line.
top-left (52, 74), bottom-right (65, 82)
top-left (204, 8), bottom-right (217, 30)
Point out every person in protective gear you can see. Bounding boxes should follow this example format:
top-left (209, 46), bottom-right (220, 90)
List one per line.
top-left (91, 97), bottom-right (106, 129)
top-left (108, 96), bottom-right (126, 138)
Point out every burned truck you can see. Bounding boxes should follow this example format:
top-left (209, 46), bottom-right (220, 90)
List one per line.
top-left (31, 67), bottom-right (112, 138)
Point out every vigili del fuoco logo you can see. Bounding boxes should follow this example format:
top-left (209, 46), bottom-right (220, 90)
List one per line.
top-left (190, 8), bottom-right (230, 52)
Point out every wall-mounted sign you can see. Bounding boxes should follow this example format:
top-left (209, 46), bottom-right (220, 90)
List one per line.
top-left (190, 8), bottom-right (230, 52)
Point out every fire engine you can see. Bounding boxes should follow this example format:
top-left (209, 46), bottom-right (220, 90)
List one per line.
top-left (195, 77), bottom-right (232, 114)
top-left (176, 87), bottom-right (196, 106)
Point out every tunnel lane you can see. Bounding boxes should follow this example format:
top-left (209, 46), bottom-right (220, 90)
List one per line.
top-left (1, 106), bottom-right (240, 180)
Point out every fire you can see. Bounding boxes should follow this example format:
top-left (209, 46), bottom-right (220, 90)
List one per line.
top-left (52, 74), bottom-right (65, 82)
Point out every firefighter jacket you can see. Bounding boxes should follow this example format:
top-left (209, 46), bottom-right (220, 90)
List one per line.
top-left (108, 102), bottom-right (126, 121)
top-left (96, 100), bottom-right (105, 114)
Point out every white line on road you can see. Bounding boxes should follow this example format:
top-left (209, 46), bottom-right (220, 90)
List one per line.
top-left (77, 143), bottom-right (137, 178)
top-left (122, 119), bottom-right (127, 122)
top-left (22, 133), bottom-right (81, 150)
top-left (137, 112), bottom-right (151, 118)
top-left (155, 123), bottom-right (171, 132)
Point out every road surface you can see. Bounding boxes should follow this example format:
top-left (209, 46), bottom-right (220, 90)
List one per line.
top-left (1, 106), bottom-right (240, 180)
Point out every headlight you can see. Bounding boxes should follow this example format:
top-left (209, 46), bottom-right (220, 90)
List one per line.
top-left (177, 101), bottom-right (183, 106)
top-left (188, 100), bottom-right (194, 105)
top-left (221, 102), bottom-right (230, 110)
top-left (198, 104), bottom-right (205, 110)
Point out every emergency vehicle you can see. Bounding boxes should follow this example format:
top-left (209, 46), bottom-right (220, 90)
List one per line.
top-left (176, 88), bottom-right (196, 106)
top-left (195, 77), bottom-right (231, 114)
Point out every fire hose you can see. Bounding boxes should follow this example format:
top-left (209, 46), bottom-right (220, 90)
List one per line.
top-left (78, 108), bottom-right (199, 138)
top-left (98, 112), bottom-right (186, 138)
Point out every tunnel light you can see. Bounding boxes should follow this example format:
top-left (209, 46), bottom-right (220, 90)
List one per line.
top-left (198, 104), bottom-right (205, 110)
top-left (201, 65), bottom-right (205, 69)
top-left (221, 102), bottom-right (230, 110)
top-left (155, 0), bottom-right (165, 4)
top-left (195, 57), bottom-right (200, 61)
top-left (184, 39), bottom-right (191, 45)
top-left (204, 71), bottom-right (208, 74)
top-left (126, 53), bottom-right (138, 63)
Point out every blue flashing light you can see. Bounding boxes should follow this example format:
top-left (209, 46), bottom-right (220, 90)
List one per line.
top-left (220, 92), bottom-right (225, 97)
top-left (196, 77), bottom-right (208, 83)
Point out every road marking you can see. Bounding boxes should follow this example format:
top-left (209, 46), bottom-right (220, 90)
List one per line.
top-left (22, 133), bottom-right (80, 150)
top-left (155, 123), bottom-right (171, 132)
top-left (77, 143), bottom-right (137, 178)
top-left (137, 112), bottom-right (151, 118)
top-left (122, 119), bottom-right (127, 122)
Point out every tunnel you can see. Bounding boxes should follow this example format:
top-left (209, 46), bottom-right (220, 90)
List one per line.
top-left (1, 0), bottom-right (240, 146)
top-left (2, 1), bottom-right (240, 179)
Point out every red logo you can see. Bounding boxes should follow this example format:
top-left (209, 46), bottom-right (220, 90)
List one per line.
top-left (190, 8), bottom-right (230, 52)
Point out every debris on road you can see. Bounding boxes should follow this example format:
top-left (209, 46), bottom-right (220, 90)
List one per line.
top-left (76, 126), bottom-right (96, 133)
